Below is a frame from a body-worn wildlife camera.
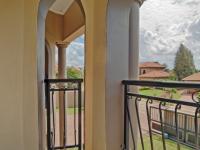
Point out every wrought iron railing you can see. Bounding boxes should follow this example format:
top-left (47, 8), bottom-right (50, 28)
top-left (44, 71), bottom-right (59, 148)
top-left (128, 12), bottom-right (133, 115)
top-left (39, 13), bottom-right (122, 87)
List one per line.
top-left (122, 80), bottom-right (200, 150)
top-left (45, 79), bottom-right (84, 150)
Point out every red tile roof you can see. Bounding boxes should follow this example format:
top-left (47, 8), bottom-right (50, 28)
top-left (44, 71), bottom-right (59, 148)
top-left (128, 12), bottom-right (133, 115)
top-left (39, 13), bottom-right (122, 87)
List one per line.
top-left (139, 62), bottom-right (165, 68)
top-left (139, 70), bottom-right (170, 78)
top-left (182, 72), bottom-right (200, 81)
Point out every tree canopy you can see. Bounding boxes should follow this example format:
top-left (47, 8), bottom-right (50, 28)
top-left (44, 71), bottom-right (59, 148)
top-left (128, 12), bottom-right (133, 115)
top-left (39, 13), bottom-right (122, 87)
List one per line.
top-left (67, 67), bottom-right (83, 79)
top-left (174, 44), bottom-right (196, 80)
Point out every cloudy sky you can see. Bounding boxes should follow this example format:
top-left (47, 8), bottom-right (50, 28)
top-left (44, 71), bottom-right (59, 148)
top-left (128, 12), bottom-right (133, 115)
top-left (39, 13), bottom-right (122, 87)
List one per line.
top-left (67, 0), bottom-right (200, 69)
top-left (140, 0), bottom-right (200, 69)
top-left (65, 35), bottom-right (84, 67)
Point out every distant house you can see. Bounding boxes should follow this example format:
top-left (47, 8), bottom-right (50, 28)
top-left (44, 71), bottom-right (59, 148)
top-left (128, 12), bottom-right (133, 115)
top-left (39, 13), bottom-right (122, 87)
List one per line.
top-left (182, 72), bottom-right (200, 94)
top-left (182, 72), bottom-right (200, 82)
top-left (139, 62), bottom-right (170, 80)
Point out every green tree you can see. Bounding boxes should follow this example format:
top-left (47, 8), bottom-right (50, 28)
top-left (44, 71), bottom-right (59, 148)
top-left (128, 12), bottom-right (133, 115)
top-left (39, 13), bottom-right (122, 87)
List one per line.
top-left (67, 67), bottom-right (83, 79)
top-left (174, 44), bottom-right (196, 80)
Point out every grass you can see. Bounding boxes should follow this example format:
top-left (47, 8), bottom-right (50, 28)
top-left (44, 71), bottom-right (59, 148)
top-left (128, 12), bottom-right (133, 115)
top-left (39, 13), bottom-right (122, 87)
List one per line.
top-left (139, 88), bottom-right (181, 100)
top-left (138, 134), bottom-right (193, 150)
top-left (56, 107), bottom-right (84, 115)
top-left (67, 107), bottom-right (84, 115)
top-left (139, 88), bottom-right (164, 97)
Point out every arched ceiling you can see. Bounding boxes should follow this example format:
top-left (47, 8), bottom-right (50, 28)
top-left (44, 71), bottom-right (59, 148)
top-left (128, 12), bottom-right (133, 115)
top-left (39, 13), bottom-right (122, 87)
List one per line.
top-left (49, 0), bottom-right (74, 15)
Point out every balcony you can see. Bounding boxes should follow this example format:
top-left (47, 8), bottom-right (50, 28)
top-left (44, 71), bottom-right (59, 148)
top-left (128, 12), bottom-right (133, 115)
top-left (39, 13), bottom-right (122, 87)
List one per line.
top-left (44, 79), bottom-right (200, 150)
top-left (45, 79), bottom-right (84, 150)
top-left (122, 80), bottom-right (200, 150)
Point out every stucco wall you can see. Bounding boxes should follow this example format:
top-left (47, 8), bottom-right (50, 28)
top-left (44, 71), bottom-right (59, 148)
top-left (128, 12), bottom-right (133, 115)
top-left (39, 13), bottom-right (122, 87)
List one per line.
top-left (0, 0), bottom-right (140, 150)
top-left (46, 11), bottom-right (64, 41)
top-left (46, 1), bottom-right (85, 43)
top-left (63, 1), bottom-right (85, 40)
top-left (0, 0), bottom-right (41, 149)
top-left (0, 0), bottom-right (24, 149)
top-left (0, 0), bottom-right (107, 149)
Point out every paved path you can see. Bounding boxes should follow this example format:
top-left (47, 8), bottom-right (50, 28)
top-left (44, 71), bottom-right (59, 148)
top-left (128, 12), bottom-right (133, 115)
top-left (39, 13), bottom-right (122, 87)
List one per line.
top-left (54, 111), bottom-right (84, 147)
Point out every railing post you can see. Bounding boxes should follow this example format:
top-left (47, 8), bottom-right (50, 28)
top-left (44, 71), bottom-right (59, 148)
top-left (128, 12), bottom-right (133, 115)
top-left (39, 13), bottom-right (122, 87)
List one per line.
top-left (124, 84), bottom-right (129, 149)
top-left (45, 80), bottom-right (51, 150)
top-left (122, 80), bottom-right (200, 150)
top-left (183, 114), bottom-right (187, 143)
top-left (78, 82), bottom-right (82, 150)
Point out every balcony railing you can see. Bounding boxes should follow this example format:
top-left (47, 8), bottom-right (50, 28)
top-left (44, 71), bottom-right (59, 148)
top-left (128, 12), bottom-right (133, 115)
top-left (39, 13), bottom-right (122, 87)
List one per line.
top-left (45, 79), bottom-right (84, 150)
top-left (122, 80), bottom-right (200, 150)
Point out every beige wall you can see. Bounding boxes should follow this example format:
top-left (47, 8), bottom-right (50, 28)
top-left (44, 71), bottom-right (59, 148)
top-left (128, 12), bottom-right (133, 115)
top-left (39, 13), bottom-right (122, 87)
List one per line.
top-left (46, 11), bottom-right (64, 42)
top-left (45, 1), bottom-right (85, 44)
top-left (0, 0), bottom-right (42, 149)
top-left (0, 0), bottom-right (141, 150)
top-left (0, 0), bottom-right (24, 149)
top-left (63, 1), bottom-right (85, 40)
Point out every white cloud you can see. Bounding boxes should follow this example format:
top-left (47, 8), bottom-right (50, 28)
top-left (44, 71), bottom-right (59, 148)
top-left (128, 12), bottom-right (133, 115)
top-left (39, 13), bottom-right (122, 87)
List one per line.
top-left (67, 38), bottom-right (84, 67)
top-left (140, 0), bottom-right (200, 69)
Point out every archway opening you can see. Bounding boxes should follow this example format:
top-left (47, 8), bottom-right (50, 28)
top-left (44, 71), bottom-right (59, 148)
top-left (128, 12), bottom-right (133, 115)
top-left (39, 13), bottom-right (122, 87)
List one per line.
top-left (37, 0), bottom-right (86, 149)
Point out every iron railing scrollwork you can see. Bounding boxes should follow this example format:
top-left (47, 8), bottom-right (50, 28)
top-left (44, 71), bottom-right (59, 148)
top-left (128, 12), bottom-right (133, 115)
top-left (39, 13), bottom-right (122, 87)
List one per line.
top-left (122, 80), bottom-right (200, 150)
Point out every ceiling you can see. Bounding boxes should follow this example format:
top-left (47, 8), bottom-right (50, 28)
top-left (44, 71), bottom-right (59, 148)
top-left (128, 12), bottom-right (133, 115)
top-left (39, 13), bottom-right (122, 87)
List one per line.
top-left (49, 0), bottom-right (74, 15)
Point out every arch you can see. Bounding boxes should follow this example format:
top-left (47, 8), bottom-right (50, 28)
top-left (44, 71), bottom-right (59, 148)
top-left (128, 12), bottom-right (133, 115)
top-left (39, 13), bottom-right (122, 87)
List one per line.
top-left (37, 0), bottom-right (86, 149)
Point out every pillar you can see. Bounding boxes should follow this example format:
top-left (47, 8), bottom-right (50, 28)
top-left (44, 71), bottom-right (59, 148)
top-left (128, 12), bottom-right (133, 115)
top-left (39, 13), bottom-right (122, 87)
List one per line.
top-left (84, 0), bottom-right (144, 149)
top-left (56, 42), bottom-right (70, 146)
top-left (128, 1), bottom-right (140, 149)
top-left (129, 1), bottom-right (140, 80)
top-left (57, 43), bottom-right (69, 79)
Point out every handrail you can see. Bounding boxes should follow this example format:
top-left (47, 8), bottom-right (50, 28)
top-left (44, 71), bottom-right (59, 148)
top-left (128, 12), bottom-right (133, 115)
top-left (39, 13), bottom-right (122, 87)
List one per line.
top-left (122, 80), bottom-right (200, 150)
top-left (44, 78), bottom-right (83, 83)
top-left (122, 80), bottom-right (200, 89)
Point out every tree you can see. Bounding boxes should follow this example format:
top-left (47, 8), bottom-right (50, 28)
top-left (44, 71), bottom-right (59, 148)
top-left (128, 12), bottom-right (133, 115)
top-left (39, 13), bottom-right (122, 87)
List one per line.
top-left (67, 67), bottom-right (83, 79)
top-left (174, 44), bottom-right (196, 80)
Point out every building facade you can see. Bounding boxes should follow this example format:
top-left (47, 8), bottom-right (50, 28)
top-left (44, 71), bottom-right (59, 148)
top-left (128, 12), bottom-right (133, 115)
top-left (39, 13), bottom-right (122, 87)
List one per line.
top-left (0, 0), bottom-right (144, 150)
top-left (139, 62), bottom-right (170, 80)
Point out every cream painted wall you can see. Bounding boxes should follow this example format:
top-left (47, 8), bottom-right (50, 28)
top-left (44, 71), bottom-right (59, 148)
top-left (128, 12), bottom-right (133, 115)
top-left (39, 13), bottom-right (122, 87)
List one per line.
top-left (46, 11), bottom-right (64, 42)
top-left (0, 0), bottom-right (140, 150)
top-left (45, 1), bottom-right (85, 44)
top-left (0, 0), bottom-right (24, 149)
top-left (0, 0), bottom-right (43, 149)
top-left (63, 1), bottom-right (85, 40)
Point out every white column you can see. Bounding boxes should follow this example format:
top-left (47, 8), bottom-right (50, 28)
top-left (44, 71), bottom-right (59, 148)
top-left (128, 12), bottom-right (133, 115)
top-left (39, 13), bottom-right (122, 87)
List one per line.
top-left (56, 42), bottom-right (69, 146)
top-left (129, 1), bottom-right (140, 80)
top-left (128, 1), bottom-right (140, 149)
top-left (57, 43), bottom-right (69, 79)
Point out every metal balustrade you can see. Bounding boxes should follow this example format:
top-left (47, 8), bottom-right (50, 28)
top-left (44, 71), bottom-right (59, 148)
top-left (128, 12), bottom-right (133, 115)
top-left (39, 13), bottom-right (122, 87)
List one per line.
top-left (122, 80), bottom-right (200, 150)
top-left (45, 79), bottom-right (84, 150)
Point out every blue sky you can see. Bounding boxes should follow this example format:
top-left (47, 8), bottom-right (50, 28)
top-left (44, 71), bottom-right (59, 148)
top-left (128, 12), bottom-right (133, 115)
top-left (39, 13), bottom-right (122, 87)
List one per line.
top-left (67, 0), bottom-right (200, 69)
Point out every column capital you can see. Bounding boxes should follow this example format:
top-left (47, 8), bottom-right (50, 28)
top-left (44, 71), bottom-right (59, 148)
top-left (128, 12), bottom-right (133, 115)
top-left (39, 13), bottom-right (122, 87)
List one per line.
top-left (56, 42), bottom-right (70, 49)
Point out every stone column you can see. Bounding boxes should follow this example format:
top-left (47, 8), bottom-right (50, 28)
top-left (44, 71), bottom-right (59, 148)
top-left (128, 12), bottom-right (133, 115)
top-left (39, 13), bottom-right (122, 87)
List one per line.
top-left (56, 42), bottom-right (69, 146)
top-left (57, 43), bottom-right (69, 79)
top-left (129, 1), bottom-right (140, 80)
top-left (128, 0), bottom-right (141, 149)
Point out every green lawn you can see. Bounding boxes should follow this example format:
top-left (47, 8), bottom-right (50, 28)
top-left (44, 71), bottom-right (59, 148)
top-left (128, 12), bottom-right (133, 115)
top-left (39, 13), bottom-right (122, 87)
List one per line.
top-left (138, 134), bottom-right (193, 150)
top-left (67, 107), bottom-right (84, 115)
top-left (139, 88), bottom-right (164, 97)
top-left (56, 107), bottom-right (84, 115)
top-left (67, 107), bottom-right (79, 115)
top-left (139, 88), bottom-right (181, 99)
